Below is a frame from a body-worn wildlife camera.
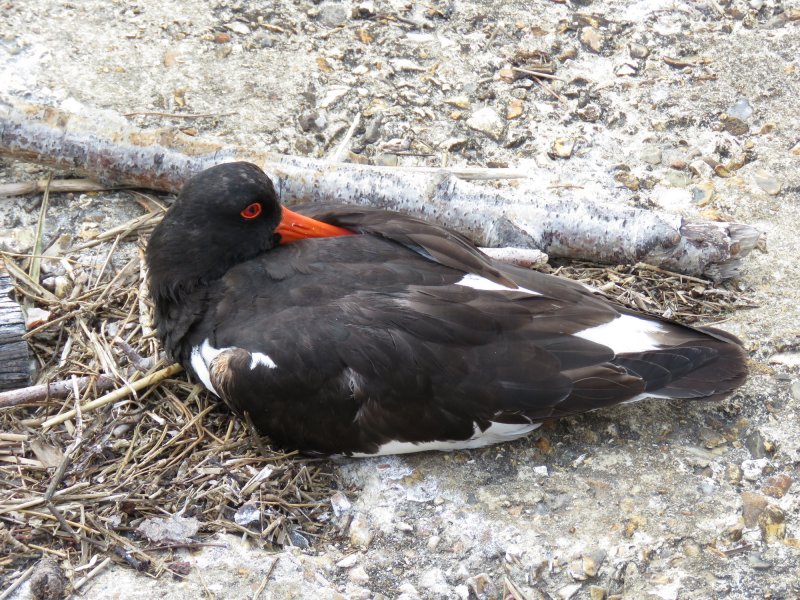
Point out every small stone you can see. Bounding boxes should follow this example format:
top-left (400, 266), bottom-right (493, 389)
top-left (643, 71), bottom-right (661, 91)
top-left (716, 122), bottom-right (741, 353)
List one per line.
top-left (614, 62), bottom-right (638, 76)
top-left (226, 21), bottom-right (251, 35)
top-left (577, 103), bottom-right (602, 122)
top-left (427, 535), bottom-right (440, 549)
top-left (439, 137), bottom-right (467, 151)
top-left (726, 463), bottom-right (743, 485)
top-left (662, 171), bottom-right (691, 188)
top-left (318, 3), bottom-right (349, 27)
top-left (762, 473), bottom-right (792, 498)
top-left (753, 169), bottom-right (782, 195)
top-left (353, 1), bottom-right (376, 18)
top-left (758, 505), bottom-right (786, 543)
top-left (640, 145), bottom-right (662, 165)
top-left (623, 515), bottom-right (646, 538)
top-left (549, 137), bottom-right (575, 159)
top-left (770, 352), bottom-right (800, 367)
top-left (689, 159), bottom-right (715, 180)
top-left (444, 96), bottom-right (471, 109)
top-left (466, 107), bottom-right (505, 141)
top-left (349, 513), bottom-right (374, 547)
top-left (741, 491), bottom-right (768, 527)
top-left (337, 554), bottom-right (360, 569)
top-left (726, 98), bottom-right (753, 120)
top-left (629, 43), bottom-right (650, 58)
top-left (418, 568), bottom-right (448, 593)
top-left (582, 550), bottom-right (606, 577)
top-left (589, 586), bottom-right (607, 600)
top-left (670, 159), bottom-right (687, 169)
top-left (391, 58), bottom-right (425, 72)
top-left (580, 26), bottom-right (604, 53)
top-left (748, 553), bottom-right (772, 570)
top-left (558, 583), bottom-right (582, 599)
top-left (331, 491), bottom-right (352, 517)
top-left (507, 99), bottom-right (524, 119)
top-left (319, 87), bottom-right (349, 109)
top-left (234, 502), bottom-right (260, 526)
top-left (466, 573), bottom-right (497, 600)
top-left (720, 115), bottom-right (749, 136)
top-left (213, 32), bottom-right (231, 44)
top-left (25, 307), bottom-right (51, 330)
top-left (792, 380), bottom-right (800, 401)
top-left (349, 566), bottom-right (370, 583)
top-left (691, 182), bottom-right (715, 206)
top-left (614, 170), bottom-right (639, 191)
top-left (742, 458), bottom-right (770, 480)
top-left (745, 430), bottom-right (768, 458)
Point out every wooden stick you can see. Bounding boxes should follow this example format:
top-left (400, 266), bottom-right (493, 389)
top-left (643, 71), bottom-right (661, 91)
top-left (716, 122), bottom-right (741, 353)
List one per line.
top-left (0, 97), bottom-right (762, 280)
top-left (0, 178), bottom-right (119, 197)
top-left (40, 363), bottom-right (183, 429)
top-left (0, 375), bottom-right (115, 408)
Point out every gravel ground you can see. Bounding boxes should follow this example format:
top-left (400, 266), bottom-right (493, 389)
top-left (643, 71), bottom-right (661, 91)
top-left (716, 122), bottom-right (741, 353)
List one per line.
top-left (2, 0), bottom-right (800, 598)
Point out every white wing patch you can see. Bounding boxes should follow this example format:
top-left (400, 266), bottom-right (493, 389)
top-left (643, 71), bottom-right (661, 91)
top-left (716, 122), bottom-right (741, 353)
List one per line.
top-left (574, 314), bottom-right (665, 354)
top-left (250, 352), bottom-right (277, 370)
top-left (190, 339), bottom-right (277, 397)
top-left (455, 273), bottom-right (541, 296)
top-left (349, 421), bottom-right (541, 457)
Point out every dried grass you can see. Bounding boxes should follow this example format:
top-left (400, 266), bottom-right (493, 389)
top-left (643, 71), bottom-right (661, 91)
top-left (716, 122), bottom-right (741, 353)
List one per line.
top-left (0, 190), bottom-right (756, 591)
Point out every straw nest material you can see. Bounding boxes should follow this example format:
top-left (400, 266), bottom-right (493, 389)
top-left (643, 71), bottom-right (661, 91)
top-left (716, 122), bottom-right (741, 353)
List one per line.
top-left (0, 188), bottom-right (755, 594)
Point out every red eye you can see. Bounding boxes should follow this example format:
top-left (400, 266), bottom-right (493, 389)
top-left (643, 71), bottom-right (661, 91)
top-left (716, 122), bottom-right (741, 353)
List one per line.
top-left (240, 202), bottom-right (262, 220)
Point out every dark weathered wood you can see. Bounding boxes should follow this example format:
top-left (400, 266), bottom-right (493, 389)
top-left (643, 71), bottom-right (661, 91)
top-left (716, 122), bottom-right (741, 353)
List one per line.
top-left (0, 259), bottom-right (32, 391)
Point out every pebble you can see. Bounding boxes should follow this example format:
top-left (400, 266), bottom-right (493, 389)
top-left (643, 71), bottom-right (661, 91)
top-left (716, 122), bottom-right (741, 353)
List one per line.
top-left (720, 115), bottom-right (749, 136)
top-left (726, 463), bottom-right (743, 485)
top-left (792, 380), bottom-right (800, 401)
top-left (741, 458), bottom-right (770, 480)
top-left (24, 307), bottom-right (51, 330)
top-left (740, 491), bottom-right (769, 527)
top-left (691, 182), bottom-right (715, 206)
top-left (507, 99), bottom-right (524, 119)
top-left (629, 43), bottom-right (650, 58)
top-left (577, 103), bottom-right (602, 122)
top-left (466, 107), bottom-right (505, 141)
top-left (689, 159), bottom-right (714, 180)
top-left (762, 473), bottom-right (793, 498)
top-left (466, 573), bottom-right (497, 600)
top-left (391, 58), bottom-right (425, 72)
top-left (614, 170), bottom-right (640, 191)
top-left (753, 169), bottom-right (782, 195)
top-left (726, 98), bottom-right (754, 120)
top-left (769, 351), bottom-right (800, 366)
top-left (330, 491), bottom-right (352, 517)
top-left (580, 26), bottom-right (604, 53)
top-left (745, 430), bottom-right (768, 459)
top-left (558, 583), bottom-right (582, 599)
top-left (336, 554), bottom-right (360, 569)
top-left (234, 502), bottom-right (260, 526)
top-left (549, 137), bottom-right (575, 159)
top-left (418, 567), bottom-right (448, 593)
top-left (226, 21), bottom-right (250, 35)
top-left (349, 566), bottom-right (370, 583)
top-left (439, 137), bottom-right (468, 151)
top-left (640, 145), bottom-right (662, 165)
top-left (319, 87), bottom-right (349, 109)
top-left (318, 3), bottom-right (349, 27)
top-left (589, 585), bottom-right (607, 600)
top-left (661, 171), bottom-right (690, 188)
top-left (349, 513), bottom-right (374, 547)
top-left (758, 504), bottom-right (786, 543)
top-left (427, 535), bottom-right (441, 550)
top-left (444, 96), bottom-right (471, 109)
top-left (748, 553), bottom-right (772, 570)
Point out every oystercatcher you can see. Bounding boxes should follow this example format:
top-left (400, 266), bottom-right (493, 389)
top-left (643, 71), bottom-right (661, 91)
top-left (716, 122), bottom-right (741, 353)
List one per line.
top-left (146, 162), bottom-right (748, 456)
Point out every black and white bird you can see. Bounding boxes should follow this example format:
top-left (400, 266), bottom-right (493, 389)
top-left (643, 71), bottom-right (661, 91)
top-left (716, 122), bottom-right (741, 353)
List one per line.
top-left (146, 162), bottom-right (748, 456)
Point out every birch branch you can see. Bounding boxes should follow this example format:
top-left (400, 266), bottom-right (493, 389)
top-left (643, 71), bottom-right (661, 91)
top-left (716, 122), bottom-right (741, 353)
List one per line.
top-left (0, 96), bottom-right (762, 280)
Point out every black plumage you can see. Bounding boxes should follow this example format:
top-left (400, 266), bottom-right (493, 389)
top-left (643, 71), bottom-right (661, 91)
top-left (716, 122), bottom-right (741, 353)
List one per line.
top-left (146, 162), bottom-right (748, 456)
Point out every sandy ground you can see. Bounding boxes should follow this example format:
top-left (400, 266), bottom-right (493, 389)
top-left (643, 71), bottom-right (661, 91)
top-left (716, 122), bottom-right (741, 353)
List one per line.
top-left (2, 0), bottom-right (800, 598)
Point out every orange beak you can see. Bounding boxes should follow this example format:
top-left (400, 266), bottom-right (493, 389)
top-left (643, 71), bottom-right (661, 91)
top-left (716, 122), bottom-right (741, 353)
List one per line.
top-left (276, 207), bottom-right (354, 244)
